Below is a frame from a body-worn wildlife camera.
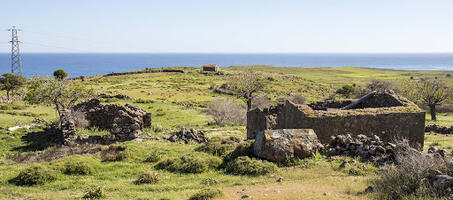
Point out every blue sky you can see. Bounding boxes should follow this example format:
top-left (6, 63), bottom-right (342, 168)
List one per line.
top-left (1, 0), bottom-right (453, 53)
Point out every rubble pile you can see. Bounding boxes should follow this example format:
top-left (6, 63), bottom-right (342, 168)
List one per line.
top-left (168, 128), bottom-right (208, 144)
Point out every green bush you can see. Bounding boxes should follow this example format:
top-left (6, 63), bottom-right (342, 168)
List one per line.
top-left (189, 188), bottom-right (224, 200)
top-left (335, 84), bottom-right (356, 98)
top-left (9, 165), bottom-right (58, 186)
top-left (155, 152), bottom-right (222, 174)
top-left (134, 170), bottom-right (160, 185)
top-left (101, 143), bottom-right (147, 162)
top-left (83, 186), bottom-right (105, 199)
top-left (225, 156), bottom-right (278, 176)
top-left (0, 101), bottom-right (27, 110)
top-left (56, 155), bottom-right (101, 175)
top-left (201, 177), bottom-right (219, 186)
top-left (195, 136), bottom-right (241, 157)
top-left (144, 151), bottom-right (162, 163)
top-left (222, 140), bottom-right (254, 164)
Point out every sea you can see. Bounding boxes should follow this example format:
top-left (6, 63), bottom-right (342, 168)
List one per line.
top-left (1, 53), bottom-right (453, 77)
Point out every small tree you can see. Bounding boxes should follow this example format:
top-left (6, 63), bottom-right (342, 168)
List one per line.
top-left (0, 73), bottom-right (26, 101)
top-left (25, 76), bottom-right (94, 119)
top-left (226, 69), bottom-right (267, 111)
top-left (53, 69), bottom-right (68, 80)
top-left (401, 79), bottom-right (452, 121)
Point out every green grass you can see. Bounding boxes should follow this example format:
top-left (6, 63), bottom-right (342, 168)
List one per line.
top-left (1, 66), bottom-right (453, 199)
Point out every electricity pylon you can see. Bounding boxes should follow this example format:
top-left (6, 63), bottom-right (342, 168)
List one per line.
top-left (8, 26), bottom-right (22, 75)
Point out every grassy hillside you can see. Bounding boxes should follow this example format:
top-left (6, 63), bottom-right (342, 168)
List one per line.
top-left (0, 66), bottom-right (452, 200)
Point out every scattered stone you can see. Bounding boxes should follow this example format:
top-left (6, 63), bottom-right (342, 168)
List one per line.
top-left (364, 186), bottom-right (374, 193)
top-left (167, 128), bottom-right (208, 144)
top-left (253, 129), bottom-right (323, 162)
top-left (326, 134), bottom-right (396, 165)
top-left (32, 118), bottom-right (48, 124)
top-left (432, 175), bottom-right (453, 197)
top-left (428, 146), bottom-right (438, 154)
top-left (98, 93), bottom-right (131, 100)
top-left (425, 124), bottom-right (453, 135)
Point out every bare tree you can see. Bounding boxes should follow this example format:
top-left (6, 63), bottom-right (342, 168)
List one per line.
top-left (401, 79), bottom-right (452, 121)
top-left (207, 98), bottom-right (246, 125)
top-left (226, 69), bottom-right (267, 111)
top-left (25, 76), bottom-right (94, 119)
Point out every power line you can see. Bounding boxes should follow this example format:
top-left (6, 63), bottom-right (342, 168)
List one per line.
top-left (22, 41), bottom-right (87, 52)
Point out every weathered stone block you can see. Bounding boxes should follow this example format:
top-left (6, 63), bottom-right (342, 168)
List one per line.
top-left (253, 129), bottom-right (322, 162)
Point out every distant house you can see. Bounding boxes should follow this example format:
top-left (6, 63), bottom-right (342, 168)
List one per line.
top-left (203, 64), bottom-right (219, 72)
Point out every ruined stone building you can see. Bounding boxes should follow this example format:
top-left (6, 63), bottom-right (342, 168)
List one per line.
top-left (60, 99), bottom-right (152, 145)
top-left (247, 91), bottom-right (426, 147)
top-left (203, 64), bottom-right (219, 72)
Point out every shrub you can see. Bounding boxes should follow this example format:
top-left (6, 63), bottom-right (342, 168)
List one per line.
top-left (222, 140), bottom-right (254, 164)
top-left (83, 186), bottom-right (105, 199)
top-left (134, 171), bottom-right (160, 185)
top-left (195, 136), bottom-right (241, 157)
top-left (56, 155), bottom-right (101, 175)
top-left (155, 152), bottom-right (222, 174)
top-left (189, 188), bottom-right (224, 200)
top-left (207, 98), bottom-right (246, 125)
top-left (225, 156), bottom-right (278, 176)
top-left (144, 151), bottom-right (162, 163)
top-left (9, 165), bottom-right (58, 186)
top-left (201, 177), bottom-right (219, 186)
top-left (370, 140), bottom-right (448, 199)
top-left (53, 69), bottom-right (68, 80)
top-left (335, 85), bottom-right (356, 98)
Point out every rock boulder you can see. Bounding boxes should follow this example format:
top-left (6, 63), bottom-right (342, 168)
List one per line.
top-left (253, 129), bottom-right (322, 162)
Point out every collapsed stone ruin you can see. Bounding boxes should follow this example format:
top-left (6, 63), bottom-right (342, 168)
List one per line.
top-left (248, 91), bottom-right (426, 149)
top-left (60, 98), bottom-right (152, 145)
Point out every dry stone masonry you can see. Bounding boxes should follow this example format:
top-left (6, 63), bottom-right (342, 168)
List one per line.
top-left (247, 91), bottom-right (425, 148)
top-left (60, 98), bottom-right (152, 145)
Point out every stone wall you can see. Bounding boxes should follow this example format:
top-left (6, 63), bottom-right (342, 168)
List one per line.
top-left (58, 99), bottom-right (152, 145)
top-left (247, 100), bottom-right (425, 148)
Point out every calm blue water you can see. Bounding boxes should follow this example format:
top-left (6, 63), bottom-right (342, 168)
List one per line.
top-left (1, 53), bottom-right (453, 77)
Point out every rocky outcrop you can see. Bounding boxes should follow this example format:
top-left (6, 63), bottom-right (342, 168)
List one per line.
top-left (168, 128), bottom-right (208, 144)
top-left (253, 129), bottom-right (323, 162)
